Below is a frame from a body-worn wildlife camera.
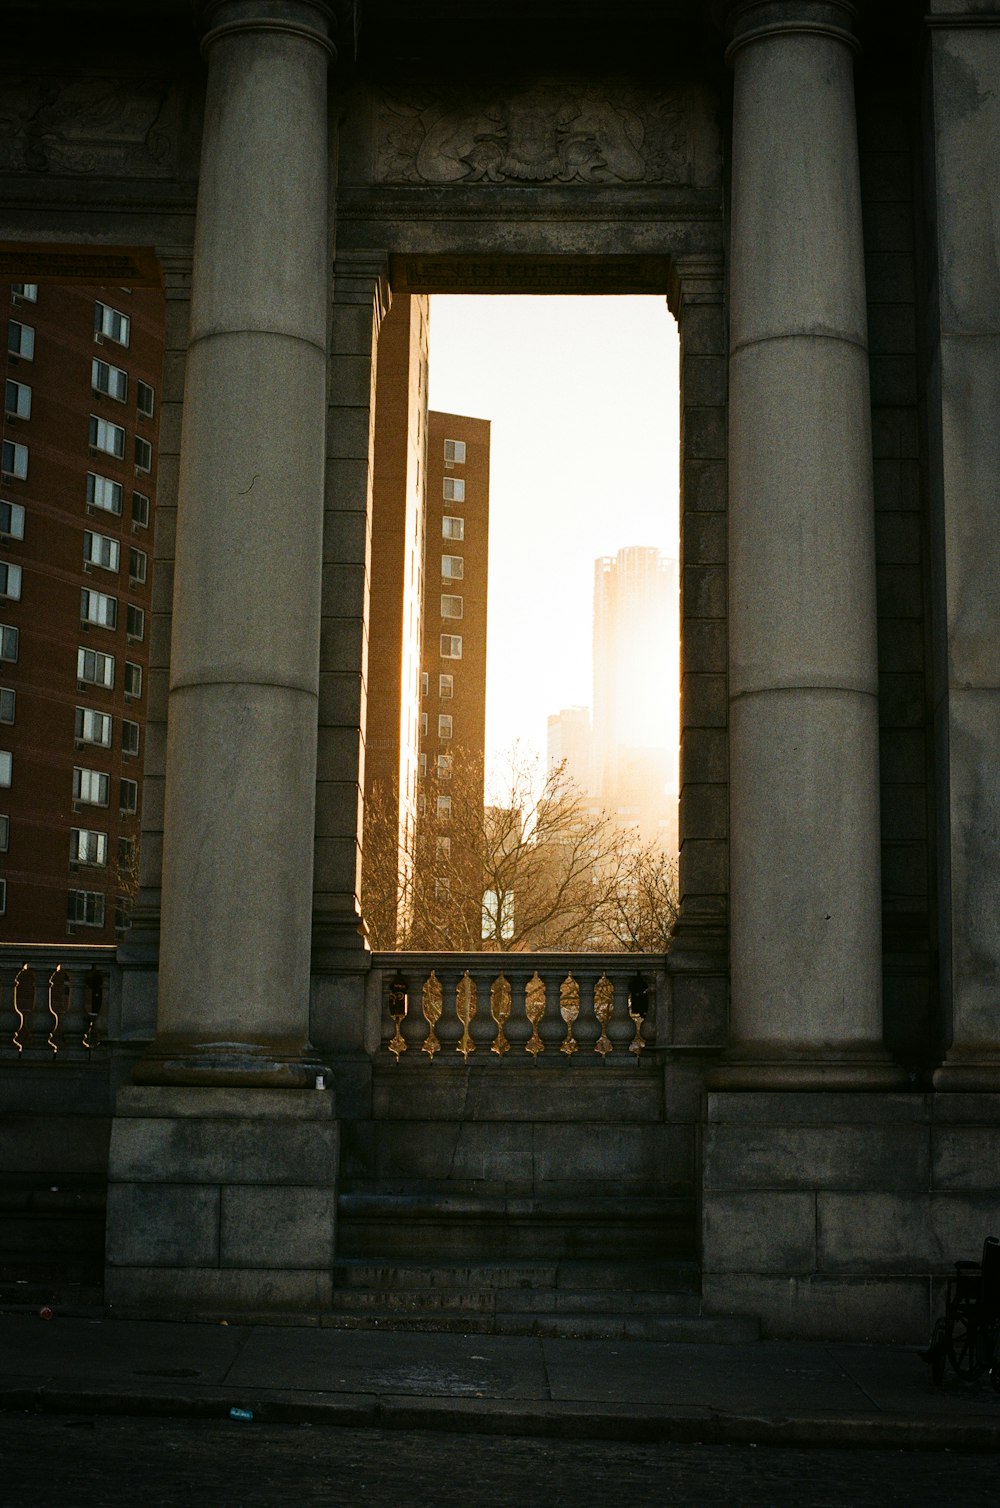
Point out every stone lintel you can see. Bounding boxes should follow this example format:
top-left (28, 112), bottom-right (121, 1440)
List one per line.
top-left (0, 242), bottom-right (163, 286)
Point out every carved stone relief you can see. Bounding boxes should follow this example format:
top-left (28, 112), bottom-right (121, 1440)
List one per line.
top-left (0, 76), bottom-right (174, 177)
top-left (374, 79), bottom-right (692, 186)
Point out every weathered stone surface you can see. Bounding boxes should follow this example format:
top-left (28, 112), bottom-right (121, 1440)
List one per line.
top-left (105, 1184), bottom-right (219, 1268)
top-left (702, 1272), bottom-right (930, 1344)
top-left (932, 1125), bottom-right (1000, 1190)
top-left (109, 1116), bottom-right (338, 1186)
top-left (705, 1092), bottom-right (930, 1124)
top-left (104, 1266), bottom-right (333, 1311)
top-left (114, 1087), bottom-right (335, 1121)
top-left (702, 1192), bottom-right (816, 1274)
top-left (704, 1124), bottom-right (928, 1193)
top-left (220, 1186), bottom-right (336, 1269)
top-left (369, 1066), bottom-right (664, 1124)
top-left (817, 1192), bottom-right (932, 1274)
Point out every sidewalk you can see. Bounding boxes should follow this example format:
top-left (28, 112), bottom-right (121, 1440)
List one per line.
top-left (1, 1311), bottom-right (999, 1449)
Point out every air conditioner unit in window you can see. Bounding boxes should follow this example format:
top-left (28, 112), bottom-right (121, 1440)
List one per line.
top-left (94, 332), bottom-right (104, 344)
top-left (67, 924), bottom-right (77, 936)
top-left (69, 862), bottom-right (79, 872)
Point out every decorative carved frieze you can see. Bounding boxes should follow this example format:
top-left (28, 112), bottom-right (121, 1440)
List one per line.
top-left (0, 76), bottom-right (174, 177)
top-left (374, 79), bottom-right (692, 186)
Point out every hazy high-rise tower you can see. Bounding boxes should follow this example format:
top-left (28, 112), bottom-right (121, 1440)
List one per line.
top-left (592, 546), bottom-right (678, 848)
top-left (547, 705), bottom-right (592, 797)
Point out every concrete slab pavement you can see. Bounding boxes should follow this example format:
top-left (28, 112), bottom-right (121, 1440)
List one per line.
top-left (0, 1313), bottom-right (998, 1450)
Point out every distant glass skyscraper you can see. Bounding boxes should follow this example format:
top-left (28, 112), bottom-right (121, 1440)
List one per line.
top-left (592, 546), bottom-right (678, 849)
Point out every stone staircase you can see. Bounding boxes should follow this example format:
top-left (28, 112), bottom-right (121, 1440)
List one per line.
top-left (325, 1257), bottom-right (758, 1342)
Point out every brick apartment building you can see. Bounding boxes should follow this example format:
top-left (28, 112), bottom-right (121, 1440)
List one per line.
top-left (1, 281), bottom-right (163, 942)
top-left (416, 408), bottom-right (490, 942)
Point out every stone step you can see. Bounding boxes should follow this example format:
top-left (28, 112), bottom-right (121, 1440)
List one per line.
top-left (320, 1254), bottom-right (741, 1341)
top-left (318, 1308), bottom-right (759, 1343)
top-left (332, 1257), bottom-right (700, 1293)
top-left (337, 1191), bottom-right (695, 1262)
top-left (327, 1285), bottom-right (702, 1317)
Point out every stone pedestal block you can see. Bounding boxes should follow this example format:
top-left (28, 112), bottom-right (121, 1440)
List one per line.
top-left (702, 1089), bottom-right (1000, 1341)
top-left (105, 1086), bottom-right (338, 1313)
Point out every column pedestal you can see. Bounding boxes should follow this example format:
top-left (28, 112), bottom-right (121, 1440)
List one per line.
top-left (105, 1086), bottom-right (338, 1313)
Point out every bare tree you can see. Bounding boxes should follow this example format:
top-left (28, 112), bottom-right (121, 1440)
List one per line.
top-left (361, 744), bottom-right (678, 953)
top-left (596, 842), bottom-right (679, 952)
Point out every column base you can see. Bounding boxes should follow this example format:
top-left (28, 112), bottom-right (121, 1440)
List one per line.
top-left (105, 1084), bottom-right (339, 1315)
top-left (132, 1035), bottom-right (330, 1089)
top-left (933, 1050), bottom-right (1000, 1092)
top-left (705, 1043), bottom-right (908, 1091)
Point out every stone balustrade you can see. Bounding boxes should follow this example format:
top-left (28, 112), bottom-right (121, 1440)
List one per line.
top-left (371, 951), bottom-right (666, 1065)
top-left (0, 945), bottom-right (113, 1061)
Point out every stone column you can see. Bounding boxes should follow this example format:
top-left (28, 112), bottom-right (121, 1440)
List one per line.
top-left (714, 0), bottom-right (902, 1088)
top-left (926, 4), bottom-right (1000, 1090)
top-left (308, 254), bottom-right (390, 1060)
top-left (135, 0), bottom-right (334, 1086)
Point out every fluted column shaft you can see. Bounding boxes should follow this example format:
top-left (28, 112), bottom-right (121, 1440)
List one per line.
top-left (717, 0), bottom-right (902, 1088)
top-left (137, 0), bottom-right (334, 1085)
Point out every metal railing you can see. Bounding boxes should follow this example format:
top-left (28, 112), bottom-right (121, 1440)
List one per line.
top-left (371, 951), bottom-right (665, 1064)
top-left (0, 944), bottom-right (114, 1060)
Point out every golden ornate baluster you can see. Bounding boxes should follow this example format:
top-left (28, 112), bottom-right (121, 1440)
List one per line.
top-left (47, 966), bottom-right (66, 1055)
top-left (559, 973), bottom-right (580, 1057)
top-left (456, 970), bottom-right (477, 1062)
top-left (593, 972), bottom-right (615, 1058)
top-left (387, 971), bottom-right (409, 1063)
top-left (525, 971), bottom-right (546, 1060)
top-left (628, 972), bottom-right (649, 1058)
top-left (12, 964), bottom-right (30, 1054)
top-left (490, 972), bottom-right (512, 1057)
top-left (421, 971), bottom-right (443, 1060)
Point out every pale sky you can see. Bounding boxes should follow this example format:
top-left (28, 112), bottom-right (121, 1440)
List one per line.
top-left (427, 295), bottom-right (680, 778)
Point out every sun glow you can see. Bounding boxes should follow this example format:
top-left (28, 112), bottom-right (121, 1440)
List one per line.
top-left (427, 295), bottom-right (681, 787)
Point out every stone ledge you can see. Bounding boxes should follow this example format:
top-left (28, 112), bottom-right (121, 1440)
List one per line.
top-left (104, 1266), bottom-right (334, 1311)
top-left (115, 1086), bottom-right (335, 1120)
top-left (705, 1091), bottom-right (930, 1124)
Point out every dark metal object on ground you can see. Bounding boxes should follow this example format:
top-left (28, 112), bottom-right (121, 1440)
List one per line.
top-left (921, 1236), bottom-right (1000, 1389)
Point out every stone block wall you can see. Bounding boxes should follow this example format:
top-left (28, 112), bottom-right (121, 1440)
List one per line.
top-left (0, 1064), bottom-right (112, 1285)
top-left (337, 1055), bottom-right (703, 1263)
top-left (105, 1086), bottom-right (338, 1313)
top-left (702, 1090), bottom-right (1000, 1341)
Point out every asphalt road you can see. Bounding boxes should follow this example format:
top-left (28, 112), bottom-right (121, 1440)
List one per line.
top-left (2, 1413), bottom-right (998, 1508)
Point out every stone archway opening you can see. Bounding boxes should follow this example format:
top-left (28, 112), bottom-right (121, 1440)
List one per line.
top-left (360, 285), bottom-right (683, 958)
